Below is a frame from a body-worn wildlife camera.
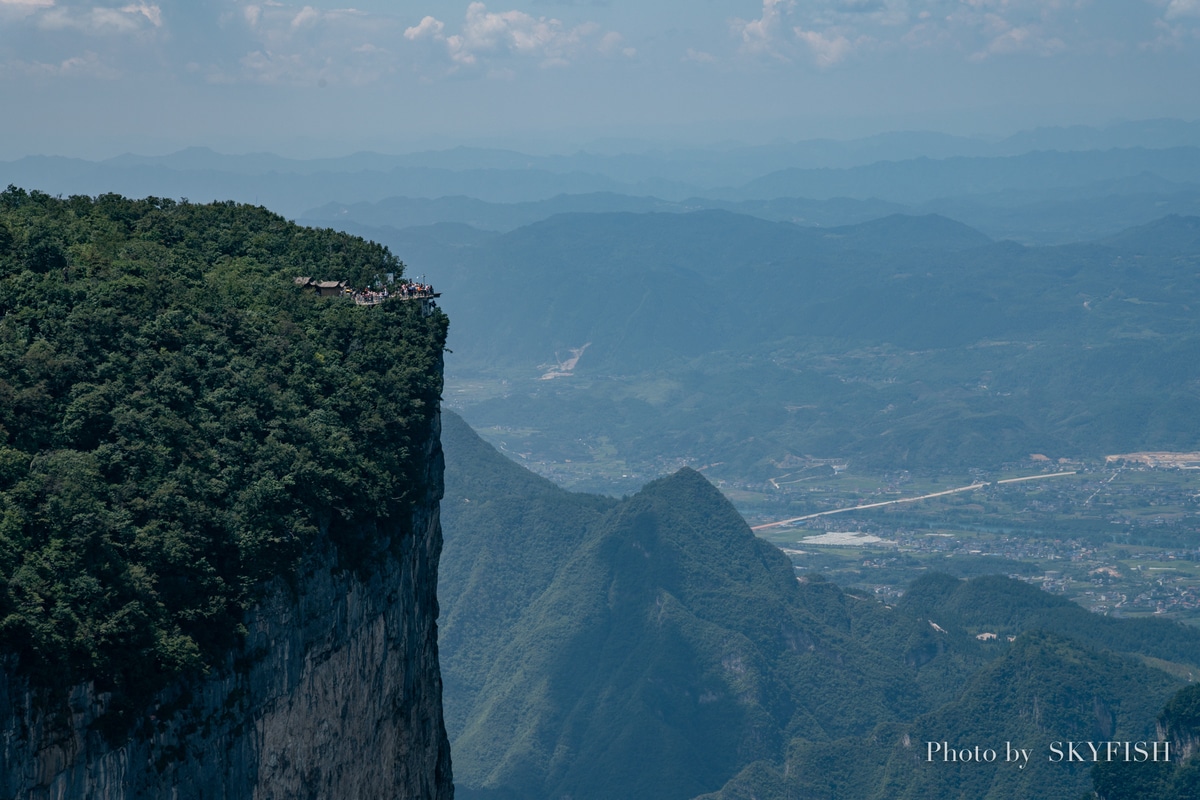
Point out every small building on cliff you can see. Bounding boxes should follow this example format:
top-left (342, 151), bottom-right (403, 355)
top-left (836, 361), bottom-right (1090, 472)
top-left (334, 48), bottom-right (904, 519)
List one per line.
top-left (294, 277), bottom-right (349, 297)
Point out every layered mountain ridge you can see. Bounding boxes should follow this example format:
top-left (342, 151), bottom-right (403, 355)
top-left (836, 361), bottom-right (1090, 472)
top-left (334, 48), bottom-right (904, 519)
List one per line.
top-left (439, 410), bottom-right (1200, 800)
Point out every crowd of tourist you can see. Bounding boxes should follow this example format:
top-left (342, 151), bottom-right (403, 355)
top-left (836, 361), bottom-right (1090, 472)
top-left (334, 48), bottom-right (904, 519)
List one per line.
top-left (351, 281), bottom-right (436, 305)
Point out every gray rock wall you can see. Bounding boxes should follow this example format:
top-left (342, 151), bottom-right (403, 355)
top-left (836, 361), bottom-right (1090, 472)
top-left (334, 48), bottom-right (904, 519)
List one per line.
top-left (0, 414), bottom-right (452, 800)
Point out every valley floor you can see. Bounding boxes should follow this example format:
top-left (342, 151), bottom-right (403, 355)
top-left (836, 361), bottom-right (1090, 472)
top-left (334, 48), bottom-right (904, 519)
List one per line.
top-left (727, 461), bottom-right (1200, 624)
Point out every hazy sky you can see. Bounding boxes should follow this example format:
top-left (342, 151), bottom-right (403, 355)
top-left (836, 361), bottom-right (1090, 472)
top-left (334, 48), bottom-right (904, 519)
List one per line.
top-left (2, 0), bottom-right (1198, 157)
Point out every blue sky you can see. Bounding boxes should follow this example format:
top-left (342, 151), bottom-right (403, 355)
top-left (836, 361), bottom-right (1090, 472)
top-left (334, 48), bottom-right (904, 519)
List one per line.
top-left (2, 0), bottom-right (1198, 156)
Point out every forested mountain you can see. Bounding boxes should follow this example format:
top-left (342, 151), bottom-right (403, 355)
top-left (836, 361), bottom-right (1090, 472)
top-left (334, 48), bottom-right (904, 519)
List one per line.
top-left (0, 188), bottom-right (447, 708)
top-left (432, 209), bottom-right (1007, 370)
top-left (439, 411), bottom-right (1199, 800)
top-left (403, 209), bottom-right (1200, 480)
top-left (441, 412), bottom-right (921, 800)
top-left (417, 210), bottom-right (1200, 370)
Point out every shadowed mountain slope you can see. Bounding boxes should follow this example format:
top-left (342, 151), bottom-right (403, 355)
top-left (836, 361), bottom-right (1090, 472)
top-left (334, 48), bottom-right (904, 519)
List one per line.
top-left (439, 413), bottom-right (1200, 800)
top-left (702, 630), bottom-right (1179, 800)
top-left (439, 412), bottom-right (920, 800)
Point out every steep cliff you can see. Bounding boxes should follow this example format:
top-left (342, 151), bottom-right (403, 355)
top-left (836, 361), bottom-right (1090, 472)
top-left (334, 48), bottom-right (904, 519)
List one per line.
top-left (0, 191), bottom-right (453, 799)
top-left (0, 411), bottom-right (452, 800)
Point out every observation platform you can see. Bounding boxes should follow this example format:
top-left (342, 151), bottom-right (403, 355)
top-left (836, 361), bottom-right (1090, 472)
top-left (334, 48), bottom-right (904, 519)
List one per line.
top-left (295, 276), bottom-right (439, 313)
top-left (353, 292), bottom-right (440, 306)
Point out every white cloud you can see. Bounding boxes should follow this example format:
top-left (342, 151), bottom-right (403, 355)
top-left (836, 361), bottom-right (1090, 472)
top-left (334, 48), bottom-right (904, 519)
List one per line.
top-left (917, 4), bottom-right (1155, 66)
top-left (35, 3), bottom-right (162, 35)
top-left (731, 0), bottom-right (790, 58)
top-left (1140, 16), bottom-right (1200, 50)
top-left (197, 2), bottom-right (398, 86)
top-left (1165, 0), bottom-right (1200, 18)
top-left (731, 0), bottom-right (868, 65)
top-left (404, 3), bottom-right (627, 70)
top-left (404, 15), bottom-right (444, 41)
top-left (720, 0), bottom-right (1124, 66)
top-left (453, 4), bottom-right (567, 64)
top-left (0, 1), bottom-right (169, 86)
top-left (58, 51), bottom-right (122, 77)
top-left (591, 29), bottom-right (636, 58)
top-left (291, 5), bottom-right (318, 29)
top-left (1, 0), bottom-right (1186, 95)
top-left (0, 0), bottom-right (51, 26)
top-left (121, 3), bottom-right (160, 27)
top-left (794, 25), bottom-right (854, 66)
top-left (967, 12), bottom-right (1067, 60)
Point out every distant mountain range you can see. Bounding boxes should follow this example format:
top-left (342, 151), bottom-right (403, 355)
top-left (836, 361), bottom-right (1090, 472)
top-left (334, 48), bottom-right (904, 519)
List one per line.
top-left (300, 149), bottom-right (1200, 244)
top-left (725, 147), bottom-right (1200, 203)
top-left (307, 182), bottom-right (1200, 245)
top-left (5, 118), bottom-right (1200, 238)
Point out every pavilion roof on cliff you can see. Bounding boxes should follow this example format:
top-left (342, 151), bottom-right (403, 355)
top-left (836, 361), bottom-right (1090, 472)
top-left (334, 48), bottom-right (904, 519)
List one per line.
top-left (293, 277), bottom-right (348, 289)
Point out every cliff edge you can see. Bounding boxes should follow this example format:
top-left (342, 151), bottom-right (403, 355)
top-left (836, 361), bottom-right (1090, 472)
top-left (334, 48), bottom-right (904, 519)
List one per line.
top-left (0, 191), bottom-right (453, 799)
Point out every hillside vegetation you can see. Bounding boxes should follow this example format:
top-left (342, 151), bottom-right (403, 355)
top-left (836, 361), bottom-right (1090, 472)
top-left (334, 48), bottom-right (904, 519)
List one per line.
top-left (0, 188), bottom-right (447, 709)
top-left (440, 412), bottom-right (1200, 800)
top-left (397, 209), bottom-right (1200, 481)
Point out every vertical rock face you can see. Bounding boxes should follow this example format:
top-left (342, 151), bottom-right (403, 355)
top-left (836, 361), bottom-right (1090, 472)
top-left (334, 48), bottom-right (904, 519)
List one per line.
top-left (0, 415), bottom-right (453, 800)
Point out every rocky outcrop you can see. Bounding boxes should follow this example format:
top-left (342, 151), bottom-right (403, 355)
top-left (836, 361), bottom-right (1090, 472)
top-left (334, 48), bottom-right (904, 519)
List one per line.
top-left (0, 414), bottom-right (453, 800)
